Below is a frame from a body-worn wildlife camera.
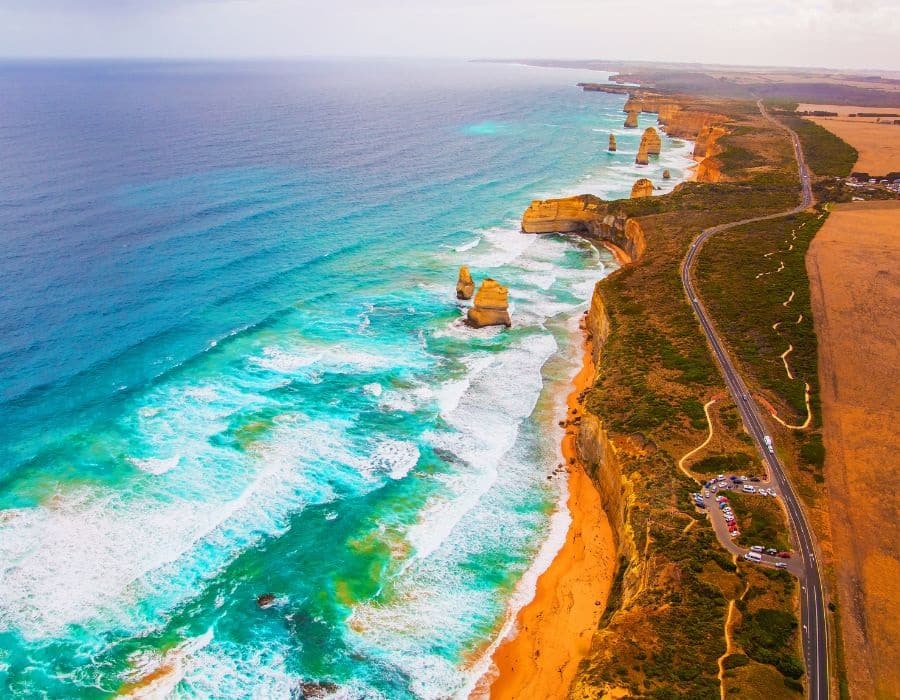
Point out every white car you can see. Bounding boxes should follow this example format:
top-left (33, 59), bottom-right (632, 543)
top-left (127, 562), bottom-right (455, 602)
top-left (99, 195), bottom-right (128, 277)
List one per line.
top-left (704, 490), bottom-right (710, 498)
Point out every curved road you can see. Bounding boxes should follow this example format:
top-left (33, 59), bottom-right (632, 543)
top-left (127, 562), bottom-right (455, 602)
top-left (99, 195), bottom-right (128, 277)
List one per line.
top-left (681, 101), bottom-right (828, 700)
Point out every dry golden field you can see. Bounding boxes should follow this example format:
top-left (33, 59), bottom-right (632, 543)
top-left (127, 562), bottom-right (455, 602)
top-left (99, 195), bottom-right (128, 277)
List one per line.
top-left (803, 105), bottom-right (900, 174)
top-left (807, 201), bottom-right (900, 699)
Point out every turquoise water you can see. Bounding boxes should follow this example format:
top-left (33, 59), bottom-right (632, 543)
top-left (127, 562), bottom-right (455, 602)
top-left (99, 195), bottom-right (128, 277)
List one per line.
top-left (0, 60), bottom-right (693, 698)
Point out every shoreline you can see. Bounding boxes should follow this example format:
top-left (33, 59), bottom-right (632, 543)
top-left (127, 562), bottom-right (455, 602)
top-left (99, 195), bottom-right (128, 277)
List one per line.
top-left (473, 324), bottom-right (617, 699)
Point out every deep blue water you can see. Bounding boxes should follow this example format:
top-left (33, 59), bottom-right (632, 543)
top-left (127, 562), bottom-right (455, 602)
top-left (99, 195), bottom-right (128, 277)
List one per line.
top-left (0, 59), bottom-right (692, 698)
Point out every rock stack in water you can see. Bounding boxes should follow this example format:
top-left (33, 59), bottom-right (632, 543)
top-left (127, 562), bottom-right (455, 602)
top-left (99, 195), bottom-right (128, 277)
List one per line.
top-left (662, 169), bottom-right (671, 180)
top-left (635, 140), bottom-right (649, 165)
top-left (630, 178), bottom-right (654, 198)
top-left (456, 265), bottom-right (474, 300)
top-left (608, 134), bottom-right (617, 152)
top-left (642, 127), bottom-right (661, 155)
top-left (624, 110), bottom-right (639, 129)
top-left (467, 278), bottom-right (511, 328)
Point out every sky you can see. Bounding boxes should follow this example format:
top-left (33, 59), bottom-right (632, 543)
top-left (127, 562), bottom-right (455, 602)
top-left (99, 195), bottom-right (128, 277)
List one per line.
top-left (0, 0), bottom-right (898, 71)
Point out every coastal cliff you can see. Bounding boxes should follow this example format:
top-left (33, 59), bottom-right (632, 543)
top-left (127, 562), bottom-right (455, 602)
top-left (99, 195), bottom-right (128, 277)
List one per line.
top-left (521, 196), bottom-right (646, 263)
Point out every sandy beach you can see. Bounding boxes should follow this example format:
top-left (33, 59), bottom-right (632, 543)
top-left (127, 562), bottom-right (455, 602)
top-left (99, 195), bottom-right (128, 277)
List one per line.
top-left (473, 336), bottom-right (617, 699)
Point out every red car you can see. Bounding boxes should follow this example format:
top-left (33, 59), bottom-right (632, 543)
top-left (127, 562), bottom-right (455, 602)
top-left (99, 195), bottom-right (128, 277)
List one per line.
top-left (777, 551), bottom-right (792, 558)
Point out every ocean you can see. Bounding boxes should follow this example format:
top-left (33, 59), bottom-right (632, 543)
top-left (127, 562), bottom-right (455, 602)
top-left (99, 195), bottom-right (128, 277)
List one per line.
top-left (0, 59), bottom-right (693, 698)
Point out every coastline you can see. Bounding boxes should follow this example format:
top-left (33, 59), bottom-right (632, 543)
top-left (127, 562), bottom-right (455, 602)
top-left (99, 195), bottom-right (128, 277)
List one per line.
top-left (473, 325), bottom-right (617, 699)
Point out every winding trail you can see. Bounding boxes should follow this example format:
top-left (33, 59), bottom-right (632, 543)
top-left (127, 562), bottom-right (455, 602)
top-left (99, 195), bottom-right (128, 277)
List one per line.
top-left (677, 398), bottom-right (718, 480)
top-left (717, 599), bottom-right (737, 700)
top-left (682, 100), bottom-right (829, 700)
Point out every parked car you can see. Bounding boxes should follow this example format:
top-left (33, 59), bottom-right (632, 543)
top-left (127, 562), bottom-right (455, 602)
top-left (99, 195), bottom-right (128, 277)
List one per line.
top-left (742, 485), bottom-right (756, 493)
top-left (704, 490), bottom-right (711, 498)
top-left (775, 562), bottom-right (788, 569)
top-left (777, 552), bottom-right (791, 558)
top-left (765, 548), bottom-right (778, 555)
top-left (750, 476), bottom-right (761, 483)
top-left (750, 545), bottom-right (765, 553)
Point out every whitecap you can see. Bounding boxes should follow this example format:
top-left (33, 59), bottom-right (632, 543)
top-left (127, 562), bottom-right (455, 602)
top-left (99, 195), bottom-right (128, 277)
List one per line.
top-left (127, 455), bottom-right (181, 476)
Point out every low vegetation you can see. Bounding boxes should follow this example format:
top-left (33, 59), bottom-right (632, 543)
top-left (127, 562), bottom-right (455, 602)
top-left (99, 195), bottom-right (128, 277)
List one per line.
top-left (728, 492), bottom-right (790, 552)
top-left (782, 115), bottom-right (858, 177)
top-left (690, 452), bottom-right (754, 475)
top-left (572, 98), bottom-right (806, 697)
top-left (694, 212), bottom-right (827, 482)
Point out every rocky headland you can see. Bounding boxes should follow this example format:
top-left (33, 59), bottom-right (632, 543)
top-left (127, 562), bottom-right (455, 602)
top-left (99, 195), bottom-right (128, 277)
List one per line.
top-left (521, 195), bottom-right (646, 263)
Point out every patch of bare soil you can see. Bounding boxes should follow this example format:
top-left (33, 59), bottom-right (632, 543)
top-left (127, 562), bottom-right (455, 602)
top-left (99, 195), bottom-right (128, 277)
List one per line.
top-left (807, 201), bottom-right (900, 699)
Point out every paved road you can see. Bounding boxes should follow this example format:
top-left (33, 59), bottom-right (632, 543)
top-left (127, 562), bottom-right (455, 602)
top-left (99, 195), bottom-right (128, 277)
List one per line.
top-left (681, 101), bottom-right (828, 700)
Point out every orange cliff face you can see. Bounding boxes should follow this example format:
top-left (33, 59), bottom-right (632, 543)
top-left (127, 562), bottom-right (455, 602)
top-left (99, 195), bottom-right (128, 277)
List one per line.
top-left (521, 196), bottom-right (603, 234)
top-left (624, 110), bottom-right (639, 129)
top-left (664, 110), bottom-right (728, 139)
top-left (521, 196), bottom-right (646, 263)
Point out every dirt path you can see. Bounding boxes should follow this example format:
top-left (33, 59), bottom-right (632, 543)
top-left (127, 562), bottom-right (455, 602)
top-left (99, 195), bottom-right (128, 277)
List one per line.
top-left (677, 398), bottom-right (718, 479)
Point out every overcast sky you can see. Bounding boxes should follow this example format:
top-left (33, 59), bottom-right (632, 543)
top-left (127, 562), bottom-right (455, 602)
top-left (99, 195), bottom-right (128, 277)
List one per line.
top-left (1, 0), bottom-right (898, 71)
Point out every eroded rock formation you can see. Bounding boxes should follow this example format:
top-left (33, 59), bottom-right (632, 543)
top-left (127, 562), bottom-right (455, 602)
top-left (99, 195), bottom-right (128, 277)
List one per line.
top-left (521, 195), bottom-right (646, 263)
top-left (456, 265), bottom-right (474, 300)
top-left (521, 196), bottom-right (603, 233)
top-left (466, 278), bottom-right (511, 328)
top-left (608, 134), bottom-right (617, 152)
top-left (630, 178), bottom-right (654, 198)
top-left (692, 125), bottom-right (728, 158)
top-left (635, 140), bottom-right (649, 165)
top-left (624, 110), bottom-right (639, 129)
top-left (641, 127), bottom-right (661, 155)
top-left (665, 110), bottom-right (727, 139)
top-left (662, 169), bottom-right (671, 180)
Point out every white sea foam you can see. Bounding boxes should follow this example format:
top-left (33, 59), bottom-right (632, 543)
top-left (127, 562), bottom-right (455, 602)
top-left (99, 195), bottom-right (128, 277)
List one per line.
top-left (362, 382), bottom-right (383, 398)
top-left (407, 333), bottom-right (557, 561)
top-left (369, 439), bottom-right (420, 480)
top-left (127, 455), bottom-right (181, 475)
top-left (454, 237), bottom-right (481, 252)
top-left (0, 416), bottom-right (369, 639)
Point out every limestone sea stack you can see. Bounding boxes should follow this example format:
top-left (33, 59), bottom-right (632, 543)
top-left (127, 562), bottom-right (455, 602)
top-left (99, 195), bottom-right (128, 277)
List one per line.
top-left (456, 265), bottom-right (474, 300)
top-left (635, 140), bottom-right (649, 165)
top-left (624, 110), bottom-right (639, 129)
top-left (467, 278), bottom-right (511, 328)
top-left (608, 134), bottom-right (617, 152)
top-left (642, 127), bottom-right (661, 155)
top-left (630, 178), bottom-right (654, 198)
top-left (662, 169), bottom-right (671, 180)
